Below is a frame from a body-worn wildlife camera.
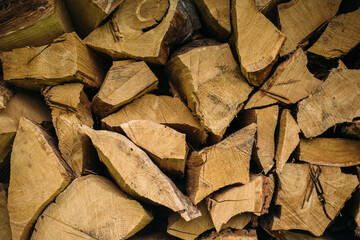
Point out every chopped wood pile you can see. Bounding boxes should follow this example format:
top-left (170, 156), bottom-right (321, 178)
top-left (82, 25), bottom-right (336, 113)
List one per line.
top-left (0, 0), bottom-right (360, 239)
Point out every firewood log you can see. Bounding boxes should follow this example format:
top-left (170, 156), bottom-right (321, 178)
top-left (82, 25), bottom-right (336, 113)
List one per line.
top-left (8, 117), bottom-right (73, 240)
top-left (198, 229), bottom-right (257, 240)
top-left (0, 0), bottom-right (72, 51)
top-left (0, 81), bottom-right (13, 109)
top-left (0, 184), bottom-right (11, 240)
top-left (255, 0), bottom-right (285, 19)
top-left (31, 175), bottom-right (153, 240)
top-left (231, 0), bottom-right (285, 86)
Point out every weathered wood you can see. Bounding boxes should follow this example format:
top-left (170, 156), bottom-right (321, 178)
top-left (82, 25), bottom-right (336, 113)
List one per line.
top-left (0, 0), bottom-right (72, 51)
top-left (297, 68), bottom-right (360, 138)
top-left (120, 120), bottom-right (188, 178)
top-left (187, 123), bottom-right (256, 204)
top-left (275, 109), bottom-right (300, 173)
top-left (92, 61), bottom-right (158, 118)
top-left (166, 43), bottom-right (252, 139)
top-left (298, 138), bottom-right (360, 167)
top-left (31, 175), bottom-right (153, 240)
top-left (1, 32), bottom-right (107, 90)
top-left (0, 185), bottom-right (11, 240)
top-left (245, 49), bottom-right (322, 109)
top-left (270, 163), bottom-right (359, 236)
top-left (101, 94), bottom-right (208, 145)
top-left (80, 126), bottom-right (201, 221)
top-left (0, 81), bottom-right (13, 109)
top-left (278, 0), bottom-right (341, 56)
top-left (239, 106), bottom-right (278, 174)
top-left (198, 229), bottom-right (257, 240)
top-left (84, 0), bottom-right (200, 64)
top-left (308, 8), bottom-right (360, 59)
top-left (8, 117), bottom-right (73, 240)
top-left (206, 175), bottom-right (270, 232)
top-left (231, 0), bottom-right (285, 86)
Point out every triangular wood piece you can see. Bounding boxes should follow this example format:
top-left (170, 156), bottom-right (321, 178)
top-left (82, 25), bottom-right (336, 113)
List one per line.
top-left (31, 175), bottom-right (153, 240)
top-left (187, 123), bottom-right (257, 204)
top-left (278, 0), bottom-right (341, 56)
top-left (245, 49), bottom-right (322, 109)
top-left (297, 68), bottom-right (360, 138)
top-left (231, 0), bottom-right (285, 86)
top-left (80, 126), bottom-right (201, 221)
top-left (101, 94), bottom-right (208, 145)
top-left (2, 32), bottom-right (107, 90)
top-left (206, 175), bottom-right (270, 232)
top-left (8, 117), bottom-right (73, 240)
top-left (120, 120), bottom-right (188, 178)
top-left (298, 138), bottom-right (360, 167)
top-left (84, 0), bottom-right (200, 64)
top-left (0, 81), bottom-right (13, 109)
top-left (270, 163), bottom-right (359, 236)
top-left (92, 61), bottom-right (158, 118)
top-left (0, 185), bottom-right (11, 240)
top-left (198, 229), bottom-right (257, 240)
top-left (308, 8), bottom-right (360, 59)
top-left (275, 109), bottom-right (300, 173)
top-left (166, 43), bottom-right (252, 139)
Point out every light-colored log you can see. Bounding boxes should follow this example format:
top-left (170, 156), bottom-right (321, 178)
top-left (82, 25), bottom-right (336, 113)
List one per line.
top-left (1, 32), bottom-right (107, 90)
top-left (297, 68), bottom-right (360, 138)
top-left (80, 126), bottom-right (201, 221)
top-left (278, 0), bottom-right (341, 56)
top-left (231, 0), bottom-right (285, 86)
top-left (31, 175), bottom-right (153, 240)
top-left (92, 61), bottom-right (158, 118)
top-left (0, 81), bottom-right (13, 109)
top-left (8, 117), bottom-right (73, 240)
top-left (0, 185), bottom-right (11, 240)
top-left (187, 123), bottom-right (256, 204)
top-left (220, 213), bottom-right (252, 231)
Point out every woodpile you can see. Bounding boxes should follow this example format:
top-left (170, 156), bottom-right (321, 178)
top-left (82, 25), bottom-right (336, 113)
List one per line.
top-left (0, 0), bottom-right (359, 239)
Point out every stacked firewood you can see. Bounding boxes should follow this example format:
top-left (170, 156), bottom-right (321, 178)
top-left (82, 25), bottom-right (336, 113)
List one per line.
top-left (0, 0), bottom-right (360, 239)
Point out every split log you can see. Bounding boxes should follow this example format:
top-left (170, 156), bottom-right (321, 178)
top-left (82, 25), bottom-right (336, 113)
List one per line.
top-left (80, 126), bottom-right (201, 221)
top-left (220, 213), bottom-right (252, 231)
top-left (245, 49), bottom-right (322, 109)
top-left (1, 32), bottom-right (107, 90)
top-left (166, 43), bottom-right (252, 140)
top-left (298, 138), bottom-right (360, 167)
top-left (206, 175), bottom-right (270, 232)
top-left (239, 106), bottom-right (278, 174)
top-left (275, 109), bottom-right (300, 173)
top-left (198, 229), bottom-right (257, 240)
top-left (0, 185), bottom-right (11, 240)
top-left (31, 175), bottom-right (153, 240)
top-left (297, 68), bottom-right (360, 138)
top-left (187, 123), bottom-right (257, 204)
top-left (278, 0), bottom-right (341, 56)
top-left (84, 0), bottom-right (200, 64)
top-left (308, 8), bottom-right (360, 59)
top-left (269, 163), bottom-right (359, 236)
top-left (92, 61), bottom-right (158, 118)
top-left (8, 117), bottom-right (73, 240)
top-left (0, 0), bottom-right (72, 51)
top-left (255, 0), bottom-right (286, 20)
top-left (101, 94), bottom-right (208, 145)
top-left (0, 81), bottom-right (13, 109)
top-left (231, 0), bottom-right (285, 86)
top-left (120, 120), bottom-right (188, 178)
top-left (63, 0), bottom-right (124, 38)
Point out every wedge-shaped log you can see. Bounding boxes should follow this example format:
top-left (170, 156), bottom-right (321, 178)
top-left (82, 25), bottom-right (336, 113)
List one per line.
top-left (298, 138), bottom-right (360, 167)
top-left (0, 0), bottom-right (72, 51)
top-left (166, 43), bottom-right (252, 140)
top-left (231, 0), bottom-right (285, 86)
top-left (198, 229), bottom-right (257, 240)
top-left (207, 175), bottom-right (270, 232)
top-left (0, 185), bottom-right (11, 240)
top-left (85, 0), bottom-right (200, 64)
top-left (308, 8), bottom-right (360, 59)
top-left (0, 81), bottom-right (13, 109)
top-left (270, 163), bottom-right (359, 236)
top-left (245, 49), bottom-right (322, 109)
top-left (102, 94), bottom-right (208, 145)
top-left (120, 120), bottom-right (188, 178)
top-left (31, 175), bottom-right (153, 240)
top-left (297, 68), bottom-right (360, 138)
top-left (2, 32), bottom-right (107, 90)
top-left (92, 61), bottom-right (158, 118)
top-left (187, 123), bottom-right (256, 205)
top-left (239, 106), bottom-right (278, 174)
top-left (81, 126), bottom-right (201, 221)
top-left (278, 0), bottom-right (341, 56)
top-left (63, 0), bottom-right (124, 38)
top-left (8, 117), bottom-right (73, 240)
top-left (275, 109), bottom-right (300, 173)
